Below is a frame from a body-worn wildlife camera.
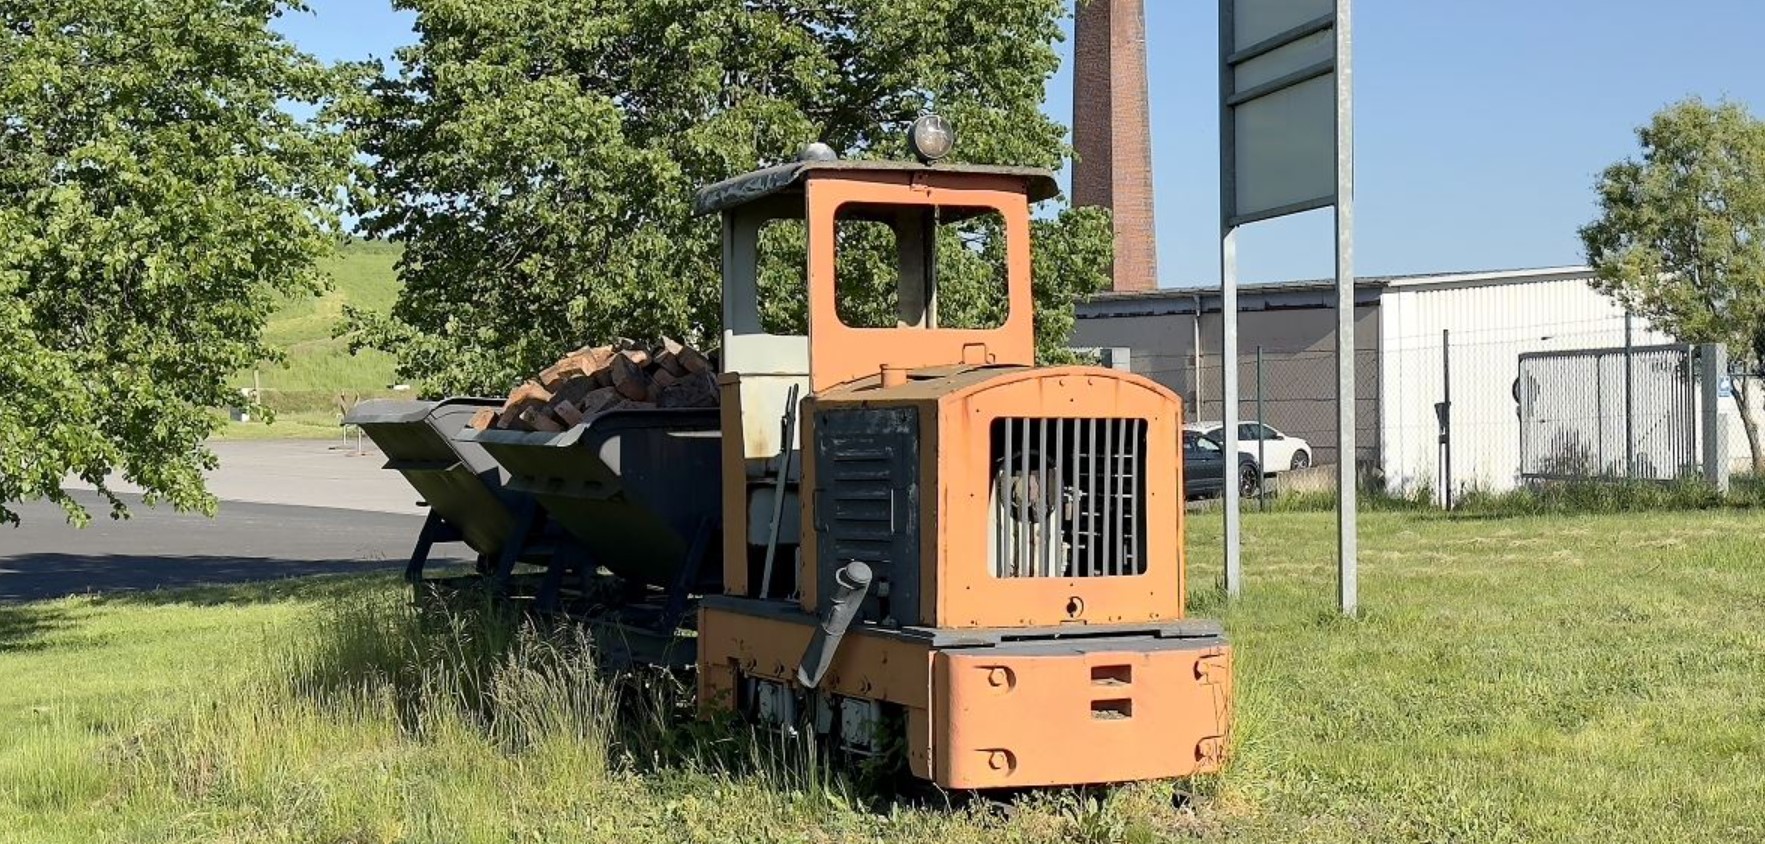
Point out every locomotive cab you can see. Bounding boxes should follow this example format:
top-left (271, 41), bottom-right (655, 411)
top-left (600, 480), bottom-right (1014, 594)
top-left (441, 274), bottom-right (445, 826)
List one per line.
top-left (695, 124), bottom-right (1232, 789)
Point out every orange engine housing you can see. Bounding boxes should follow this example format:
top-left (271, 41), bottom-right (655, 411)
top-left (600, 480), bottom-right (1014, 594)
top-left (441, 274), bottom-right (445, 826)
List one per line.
top-left (798, 366), bottom-right (1186, 629)
top-left (692, 156), bottom-right (1230, 789)
top-left (700, 364), bottom-right (1231, 788)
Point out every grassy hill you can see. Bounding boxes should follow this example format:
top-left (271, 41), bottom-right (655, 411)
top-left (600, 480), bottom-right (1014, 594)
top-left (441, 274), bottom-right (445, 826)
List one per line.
top-left (214, 242), bottom-right (403, 439)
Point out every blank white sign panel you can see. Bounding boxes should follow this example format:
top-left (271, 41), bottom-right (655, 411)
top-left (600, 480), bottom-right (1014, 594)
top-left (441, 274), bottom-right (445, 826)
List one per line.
top-left (1232, 0), bottom-right (1333, 49)
top-left (1232, 72), bottom-right (1335, 217)
top-left (1232, 29), bottom-right (1333, 93)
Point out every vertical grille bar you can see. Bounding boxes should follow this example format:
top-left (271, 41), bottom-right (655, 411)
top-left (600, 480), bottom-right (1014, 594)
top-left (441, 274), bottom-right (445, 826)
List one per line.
top-left (1085, 418), bottom-right (1097, 577)
top-left (1054, 419), bottom-right (1067, 578)
top-left (1030, 416), bottom-right (1044, 575)
top-left (1117, 419), bottom-right (1129, 576)
top-left (1011, 419), bottom-right (1019, 577)
top-left (1113, 419), bottom-right (1124, 575)
top-left (1102, 417), bottom-right (1115, 577)
top-left (1000, 417), bottom-right (1012, 577)
top-left (994, 424), bottom-right (1005, 578)
top-left (1017, 418), bottom-right (1030, 576)
top-left (1108, 418), bottom-right (1118, 577)
top-left (1125, 419), bottom-right (1140, 572)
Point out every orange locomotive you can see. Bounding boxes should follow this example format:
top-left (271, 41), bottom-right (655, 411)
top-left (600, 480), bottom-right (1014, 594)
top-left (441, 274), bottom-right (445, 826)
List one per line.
top-left (695, 118), bottom-right (1232, 789)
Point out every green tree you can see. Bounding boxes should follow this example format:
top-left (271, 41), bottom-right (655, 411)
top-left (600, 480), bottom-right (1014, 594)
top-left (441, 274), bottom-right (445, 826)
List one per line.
top-left (0, 0), bottom-right (359, 524)
top-left (1581, 98), bottom-right (1765, 473)
top-left (343, 0), bottom-right (1113, 396)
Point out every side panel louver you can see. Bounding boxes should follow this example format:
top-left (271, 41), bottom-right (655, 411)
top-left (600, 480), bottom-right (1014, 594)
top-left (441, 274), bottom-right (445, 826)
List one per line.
top-left (813, 407), bottom-right (920, 624)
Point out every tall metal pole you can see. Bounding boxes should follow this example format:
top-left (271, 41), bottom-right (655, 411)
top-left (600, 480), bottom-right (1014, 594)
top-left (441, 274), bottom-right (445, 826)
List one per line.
top-left (1222, 229), bottom-right (1242, 597)
top-left (1217, 0), bottom-right (1241, 598)
top-left (1256, 344), bottom-right (1267, 512)
top-left (1333, 0), bottom-right (1358, 616)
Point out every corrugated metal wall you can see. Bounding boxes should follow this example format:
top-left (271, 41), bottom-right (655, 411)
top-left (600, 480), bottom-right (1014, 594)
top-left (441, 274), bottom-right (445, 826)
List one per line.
top-left (1072, 304), bottom-right (1380, 465)
top-left (1076, 269), bottom-right (1761, 493)
top-left (1192, 306), bottom-right (1381, 466)
top-left (1071, 311), bottom-right (1197, 401)
top-left (1378, 273), bottom-right (1674, 494)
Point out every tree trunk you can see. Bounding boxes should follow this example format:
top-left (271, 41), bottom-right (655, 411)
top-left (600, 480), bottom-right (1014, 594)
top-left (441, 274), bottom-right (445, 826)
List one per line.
top-left (1735, 376), bottom-right (1765, 475)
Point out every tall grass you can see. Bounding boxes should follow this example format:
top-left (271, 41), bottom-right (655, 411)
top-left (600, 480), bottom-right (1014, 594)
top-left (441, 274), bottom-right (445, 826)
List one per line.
top-left (1452, 473), bottom-right (1765, 514)
top-left (1259, 474), bottom-right (1765, 516)
top-left (69, 589), bottom-right (1214, 842)
top-left (87, 589), bottom-right (890, 842)
top-left (278, 592), bottom-right (614, 759)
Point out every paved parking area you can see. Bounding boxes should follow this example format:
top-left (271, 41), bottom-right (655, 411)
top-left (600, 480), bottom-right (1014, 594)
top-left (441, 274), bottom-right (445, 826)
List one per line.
top-left (64, 439), bottom-right (423, 514)
top-left (0, 491), bottom-right (472, 603)
top-left (10, 441), bottom-right (474, 602)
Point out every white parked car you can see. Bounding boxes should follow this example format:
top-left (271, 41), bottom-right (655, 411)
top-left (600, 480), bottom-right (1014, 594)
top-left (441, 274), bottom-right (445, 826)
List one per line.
top-left (1185, 421), bottom-right (1313, 474)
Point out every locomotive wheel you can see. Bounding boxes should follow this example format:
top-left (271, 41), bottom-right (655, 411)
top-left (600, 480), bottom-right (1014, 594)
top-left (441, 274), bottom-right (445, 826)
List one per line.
top-left (735, 675), bottom-right (918, 796)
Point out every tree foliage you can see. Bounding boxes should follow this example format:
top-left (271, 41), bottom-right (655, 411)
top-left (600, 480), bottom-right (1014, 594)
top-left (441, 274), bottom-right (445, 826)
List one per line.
top-left (1581, 98), bottom-right (1765, 472)
top-left (0, 0), bottom-right (358, 524)
top-left (344, 0), bottom-right (1113, 395)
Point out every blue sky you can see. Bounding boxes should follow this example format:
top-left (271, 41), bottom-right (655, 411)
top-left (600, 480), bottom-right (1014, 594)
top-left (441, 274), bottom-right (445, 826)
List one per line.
top-left (276, 0), bottom-right (1765, 287)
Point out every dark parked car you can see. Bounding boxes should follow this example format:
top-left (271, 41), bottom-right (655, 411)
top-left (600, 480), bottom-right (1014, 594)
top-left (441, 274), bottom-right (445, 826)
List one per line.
top-left (1183, 431), bottom-right (1262, 499)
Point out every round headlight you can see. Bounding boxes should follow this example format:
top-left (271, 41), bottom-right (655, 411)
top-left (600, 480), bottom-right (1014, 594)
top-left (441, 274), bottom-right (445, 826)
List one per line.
top-left (798, 142), bottom-right (838, 162)
top-left (908, 114), bottom-right (955, 162)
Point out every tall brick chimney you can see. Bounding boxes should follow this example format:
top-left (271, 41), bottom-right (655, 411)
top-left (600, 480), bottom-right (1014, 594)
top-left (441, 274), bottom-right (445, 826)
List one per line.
top-left (1072, 0), bottom-right (1159, 293)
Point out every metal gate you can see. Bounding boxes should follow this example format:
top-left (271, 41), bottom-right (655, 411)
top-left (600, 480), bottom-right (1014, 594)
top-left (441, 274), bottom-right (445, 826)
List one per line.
top-left (1517, 344), bottom-right (1698, 481)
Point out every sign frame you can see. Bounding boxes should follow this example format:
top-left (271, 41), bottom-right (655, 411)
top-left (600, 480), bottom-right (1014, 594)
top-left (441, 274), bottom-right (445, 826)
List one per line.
top-left (1218, 0), bottom-right (1358, 615)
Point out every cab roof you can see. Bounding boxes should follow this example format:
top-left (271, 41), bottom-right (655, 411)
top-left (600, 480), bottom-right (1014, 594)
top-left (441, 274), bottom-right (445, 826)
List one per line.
top-left (692, 159), bottom-right (1060, 217)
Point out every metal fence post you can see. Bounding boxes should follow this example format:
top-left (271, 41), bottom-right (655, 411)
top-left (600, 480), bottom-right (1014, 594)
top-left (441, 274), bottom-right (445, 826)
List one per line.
top-left (1192, 294), bottom-right (1204, 424)
top-left (1624, 313), bottom-right (1635, 479)
top-left (1595, 352), bottom-right (1607, 475)
top-left (1700, 343), bottom-right (1729, 493)
top-left (1441, 329), bottom-right (1452, 510)
top-left (1256, 344), bottom-right (1266, 512)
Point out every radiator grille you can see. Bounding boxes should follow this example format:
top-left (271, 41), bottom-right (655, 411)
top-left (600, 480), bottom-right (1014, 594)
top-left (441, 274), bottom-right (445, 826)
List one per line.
top-left (988, 418), bottom-right (1147, 578)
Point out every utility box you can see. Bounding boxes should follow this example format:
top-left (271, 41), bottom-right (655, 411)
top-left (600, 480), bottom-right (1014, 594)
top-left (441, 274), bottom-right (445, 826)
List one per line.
top-left (1071, 346), bottom-right (1132, 371)
top-left (229, 387), bottom-right (256, 423)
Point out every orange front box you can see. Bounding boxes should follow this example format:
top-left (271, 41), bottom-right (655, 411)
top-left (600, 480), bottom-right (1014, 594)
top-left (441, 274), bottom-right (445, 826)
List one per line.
top-left (933, 640), bottom-right (1232, 789)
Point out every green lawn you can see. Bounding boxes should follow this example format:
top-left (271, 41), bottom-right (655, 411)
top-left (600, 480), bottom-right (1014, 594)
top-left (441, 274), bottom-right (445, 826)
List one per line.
top-left (212, 242), bottom-right (403, 440)
top-left (4, 510), bottom-right (1763, 842)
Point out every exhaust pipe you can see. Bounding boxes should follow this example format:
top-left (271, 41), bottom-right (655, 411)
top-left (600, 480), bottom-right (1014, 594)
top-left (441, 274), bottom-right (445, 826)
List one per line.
top-left (795, 561), bottom-right (873, 690)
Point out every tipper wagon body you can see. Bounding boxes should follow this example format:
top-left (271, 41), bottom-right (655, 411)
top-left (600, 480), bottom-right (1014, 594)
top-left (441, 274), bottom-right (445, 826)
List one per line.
top-left (461, 408), bottom-right (722, 591)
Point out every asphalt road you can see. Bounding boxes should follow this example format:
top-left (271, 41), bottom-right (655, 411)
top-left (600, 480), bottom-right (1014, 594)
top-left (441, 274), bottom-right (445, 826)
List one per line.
top-left (63, 438), bottom-right (425, 515)
top-left (0, 491), bottom-right (473, 603)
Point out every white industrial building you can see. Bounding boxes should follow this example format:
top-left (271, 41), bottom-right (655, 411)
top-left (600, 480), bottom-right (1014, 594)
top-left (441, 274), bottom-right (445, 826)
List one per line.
top-left (1074, 266), bottom-right (1755, 494)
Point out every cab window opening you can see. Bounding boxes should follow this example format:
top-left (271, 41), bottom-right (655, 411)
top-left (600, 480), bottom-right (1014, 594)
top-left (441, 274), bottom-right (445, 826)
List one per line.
top-left (830, 201), bottom-right (1010, 331)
